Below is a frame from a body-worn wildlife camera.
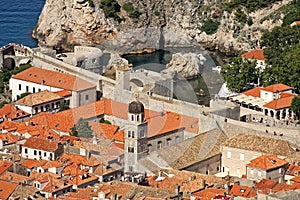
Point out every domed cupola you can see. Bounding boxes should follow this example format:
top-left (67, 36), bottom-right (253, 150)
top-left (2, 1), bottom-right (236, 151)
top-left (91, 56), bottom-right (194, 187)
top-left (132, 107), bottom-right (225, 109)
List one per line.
top-left (128, 101), bottom-right (144, 114)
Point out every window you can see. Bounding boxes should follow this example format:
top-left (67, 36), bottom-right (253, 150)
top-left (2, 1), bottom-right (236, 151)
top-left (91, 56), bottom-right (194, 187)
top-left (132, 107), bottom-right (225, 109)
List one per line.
top-left (240, 153), bottom-right (244, 161)
top-left (131, 131), bottom-right (135, 138)
top-left (85, 95), bottom-right (89, 101)
top-left (131, 115), bottom-right (134, 121)
top-left (40, 106), bottom-right (43, 112)
top-left (38, 88), bottom-right (41, 92)
top-left (157, 141), bottom-right (162, 150)
top-left (128, 147), bottom-right (134, 153)
top-left (33, 87), bottom-right (35, 93)
top-left (127, 131), bottom-right (131, 138)
top-left (226, 151), bottom-right (231, 159)
top-left (51, 103), bottom-right (54, 109)
top-left (39, 151), bottom-right (41, 156)
top-left (24, 148), bottom-right (28, 154)
top-left (137, 115), bottom-right (139, 121)
top-left (166, 138), bottom-right (171, 146)
top-left (175, 136), bottom-right (180, 143)
top-left (34, 150), bottom-right (37, 155)
top-left (46, 104), bottom-right (50, 111)
top-left (19, 84), bottom-right (22, 91)
top-left (44, 152), bottom-right (47, 157)
top-left (35, 107), bottom-right (38, 114)
top-left (26, 86), bottom-right (29, 92)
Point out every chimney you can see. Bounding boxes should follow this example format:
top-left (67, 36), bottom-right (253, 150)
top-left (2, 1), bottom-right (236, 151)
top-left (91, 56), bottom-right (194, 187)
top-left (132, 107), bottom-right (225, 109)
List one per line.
top-left (8, 174), bottom-right (12, 181)
top-left (202, 179), bottom-right (206, 188)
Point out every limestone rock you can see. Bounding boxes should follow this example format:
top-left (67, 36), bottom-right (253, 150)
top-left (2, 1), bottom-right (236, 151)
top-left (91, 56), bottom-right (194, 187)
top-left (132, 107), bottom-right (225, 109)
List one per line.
top-left (166, 53), bottom-right (206, 79)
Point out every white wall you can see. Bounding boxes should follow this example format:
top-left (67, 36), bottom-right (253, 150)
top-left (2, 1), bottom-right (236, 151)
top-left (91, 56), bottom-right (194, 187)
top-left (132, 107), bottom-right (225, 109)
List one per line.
top-left (22, 146), bottom-right (54, 161)
top-left (10, 78), bottom-right (62, 101)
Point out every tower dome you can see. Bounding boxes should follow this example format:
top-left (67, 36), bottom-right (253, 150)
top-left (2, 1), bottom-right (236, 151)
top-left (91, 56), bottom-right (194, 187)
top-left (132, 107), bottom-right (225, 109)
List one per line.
top-left (128, 101), bottom-right (144, 114)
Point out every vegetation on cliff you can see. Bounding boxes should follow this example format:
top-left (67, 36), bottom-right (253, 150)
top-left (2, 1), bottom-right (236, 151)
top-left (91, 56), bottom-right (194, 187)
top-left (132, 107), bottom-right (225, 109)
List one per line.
top-left (99, 0), bottom-right (121, 22)
top-left (224, 0), bottom-right (282, 12)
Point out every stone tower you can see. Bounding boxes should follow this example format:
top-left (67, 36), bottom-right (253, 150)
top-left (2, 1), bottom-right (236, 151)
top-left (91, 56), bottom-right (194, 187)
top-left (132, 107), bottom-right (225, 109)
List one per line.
top-left (124, 101), bottom-right (148, 174)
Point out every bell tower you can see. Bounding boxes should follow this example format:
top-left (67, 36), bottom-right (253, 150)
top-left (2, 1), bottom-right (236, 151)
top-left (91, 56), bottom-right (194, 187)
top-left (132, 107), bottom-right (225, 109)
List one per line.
top-left (124, 101), bottom-right (148, 174)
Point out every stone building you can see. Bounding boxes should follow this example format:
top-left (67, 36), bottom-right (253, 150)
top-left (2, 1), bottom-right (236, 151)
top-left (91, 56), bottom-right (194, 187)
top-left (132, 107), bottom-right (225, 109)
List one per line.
top-left (246, 154), bottom-right (288, 183)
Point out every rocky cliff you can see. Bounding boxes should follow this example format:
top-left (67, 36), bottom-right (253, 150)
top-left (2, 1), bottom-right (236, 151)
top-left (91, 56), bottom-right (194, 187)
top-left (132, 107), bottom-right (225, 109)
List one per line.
top-left (32, 0), bottom-right (292, 54)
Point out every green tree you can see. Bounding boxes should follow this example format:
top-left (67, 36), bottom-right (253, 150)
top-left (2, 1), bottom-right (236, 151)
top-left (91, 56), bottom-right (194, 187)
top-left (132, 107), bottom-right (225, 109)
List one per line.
top-left (99, 117), bottom-right (111, 124)
top-left (58, 102), bottom-right (70, 112)
top-left (201, 19), bottom-right (220, 35)
top-left (221, 57), bottom-right (259, 92)
top-left (72, 118), bottom-right (93, 138)
top-left (291, 96), bottom-right (300, 119)
top-left (100, 0), bottom-right (121, 22)
top-left (17, 92), bottom-right (31, 100)
top-left (0, 101), bottom-right (9, 109)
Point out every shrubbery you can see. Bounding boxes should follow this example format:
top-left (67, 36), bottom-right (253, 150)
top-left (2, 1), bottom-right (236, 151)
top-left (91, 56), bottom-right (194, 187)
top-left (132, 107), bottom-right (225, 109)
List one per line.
top-left (201, 19), bottom-right (220, 35)
top-left (100, 0), bottom-right (121, 22)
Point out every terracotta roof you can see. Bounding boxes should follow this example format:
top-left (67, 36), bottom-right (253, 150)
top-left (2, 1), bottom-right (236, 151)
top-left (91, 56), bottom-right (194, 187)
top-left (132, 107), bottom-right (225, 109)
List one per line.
top-left (21, 159), bottom-right (47, 169)
top-left (148, 169), bottom-right (223, 193)
top-left (0, 161), bottom-right (13, 175)
top-left (242, 87), bottom-right (262, 98)
top-left (22, 137), bottom-right (60, 152)
top-left (287, 164), bottom-right (300, 176)
top-left (0, 133), bottom-right (20, 145)
top-left (264, 95), bottom-right (295, 110)
top-left (16, 90), bottom-right (63, 106)
top-left (59, 153), bottom-right (101, 167)
top-left (0, 172), bottom-right (30, 183)
top-left (223, 133), bottom-right (300, 158)
top-left (229, 184), bottom-right (256, 198)
top-left (54, 89), bottom-right (72, 97)
top-left (11, 66), bottom-right (95, 91)
top-left (0, 179), bottom-right (18, 199)
top-left (0, 104), bottom-right (30, 120)
top-left (246, 154), bottom-right (288, 170)
top-left (192, 188), bottom-right (226, 200)
top-left (242, 49), bottom-right (265, 61)
top-left (27, 99), bottom-right (199, 138)
top-left (255, 179), bottom-right (278, 194)
top-left (261, 83), bottom-right (292, 93)
top-left (89, 122), bottom-right (124, 142)
top-left (0, 120), bottom-right (19, 132)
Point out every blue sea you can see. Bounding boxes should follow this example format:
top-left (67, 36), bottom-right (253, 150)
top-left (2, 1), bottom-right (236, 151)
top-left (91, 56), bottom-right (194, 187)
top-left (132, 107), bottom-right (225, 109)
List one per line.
top-left (0, 0), bottom-right (45, 47)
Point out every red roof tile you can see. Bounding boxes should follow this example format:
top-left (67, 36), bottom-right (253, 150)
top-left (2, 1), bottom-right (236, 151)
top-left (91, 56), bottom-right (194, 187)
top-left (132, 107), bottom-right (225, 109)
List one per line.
top-left (242, 87), bottom-right (261, 98)
top-left (0, 179), bottom-right (18, 199)
top-left (264, 95), bottom-right (295, 110)
top-left (229, 184), bottom-right (257, 198)
top-left (0, 133), bottom-right (20, 145)
top-left (242, 49), bottom-right (265, 61)
top-left (89, 122), bottom-right (124, 142)
top-left (54, 89), bottom-right (72, 97)
top-left (0, 104), bottom-right (30, 120)
top-left (16, 90), bottom-right (63, 106)
top-left (22, 137), bottom-right (60, 152)
top-left (192, 188), bottom-right (226, 200)
top-left (255, 179), bottom-right (278, 194)
top-left (0, 161), bottom-right (13, 175)
top-left (246, 154), bottom-right (288, 170)
top-left (12, 66), bottom-right (95, 91)
top-left (262, 83), bottom-right (292, 93)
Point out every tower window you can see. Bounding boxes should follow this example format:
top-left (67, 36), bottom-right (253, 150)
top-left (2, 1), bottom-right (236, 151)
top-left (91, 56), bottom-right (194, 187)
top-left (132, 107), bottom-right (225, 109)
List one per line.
top-left (131, 115), bottom-right (134, 121)
top-left (128, 131), bottom-right (131, 138)
top-left (132, 131), bottom-right (135, 138)
top-left (137, 115), bottom-right (139, 121)
top-left (128, 147), bottom-right (134, 153)
top-left (157, 141), bottom-right (162, 150)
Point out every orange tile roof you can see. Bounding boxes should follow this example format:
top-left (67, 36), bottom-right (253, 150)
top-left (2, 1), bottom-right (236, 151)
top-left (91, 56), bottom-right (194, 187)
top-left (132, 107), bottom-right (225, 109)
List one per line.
top-left (0, 161), bottom-right (13, 175)
top-left (242, 87), bottom-right (262, 98)
top-left (21, 159), bottom-right (47, 169)
top-left (0, 104), bottom-right (30, 120)
top-left (242, 49), bottom-right (265, 61)
top-left (0, 172), bottom-right (30, 183)
top-left (54, 89), bottom-right (72, 97)
top-left (255, 179), bottom-right (278, 194)
top-left (0, 133), bottom-right (20, 145)
top-left (89, 122), bottom-right (124, 142)
top-left (262, 83), bottom-right (292, 93)
top-left (16, 90), bottom-right (63, 106)
top-left (263, 95), bottom-right (295, 110)
top-left (0, 179), bottom-right (18, 199)
top-left (11, 66), bottom-right (95, 91)
top-left (287, 164), bottom-right (300, 176)
top-left (291, 174), bottom-right (300, 183)
top-left (229, 184), bottom-right (257, 198)
top-left (22, 137), bottom-right (60, 152)
top-left (246, 154), bottom-right (288, 170)
top-left (27, 99), bottom-right (199, 138)
top-left (272, 182), bottom-right (293, 193)
top-left (0, 120), bottom-right (19, 132)
top-left (192, 188), bottom-right (226, 200)
top-left (59, 153), bottom-right (100, 167)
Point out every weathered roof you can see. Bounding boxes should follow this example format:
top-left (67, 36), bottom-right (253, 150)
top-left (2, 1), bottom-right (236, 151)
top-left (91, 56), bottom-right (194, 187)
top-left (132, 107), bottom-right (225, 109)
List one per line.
top-left (16, 90), bottom-right (63, 106)
top-left (242, 49), bottom-right (265, 61)
top-left (223, 133), bottom-right (300, 158)
top-left (22, 137), bottom-right (59, 152)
